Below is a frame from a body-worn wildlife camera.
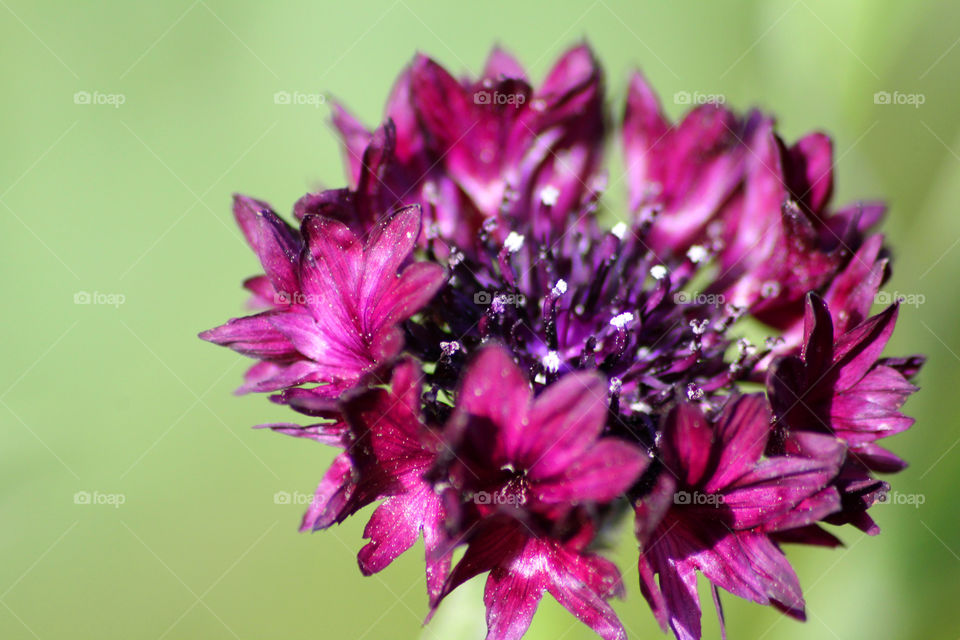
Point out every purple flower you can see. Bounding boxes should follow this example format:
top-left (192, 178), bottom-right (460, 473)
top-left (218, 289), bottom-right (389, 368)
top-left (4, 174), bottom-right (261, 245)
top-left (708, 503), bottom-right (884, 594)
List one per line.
top-left (200, 203), bottom-right (444, 402)
top-left (200, 45), bottom-right (925, 640)
top-left (635, 396), bottom-right (843, 640)
top-left (299, 358), bottom-right (450, 604)
top-left (622, 71), bottom-right (756, 253)
top-left (712, 121), bottom-right (883, 328)
top-left (767, 293), bottom-right (924, 533)
top-left (325, 45), bottom-right (605, 246)
top-left (432, 345), bottom-right (647, 640)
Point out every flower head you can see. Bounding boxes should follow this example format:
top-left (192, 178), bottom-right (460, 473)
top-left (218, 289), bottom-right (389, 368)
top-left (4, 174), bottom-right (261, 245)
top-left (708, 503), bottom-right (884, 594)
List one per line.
top-left (201, 44), bottom-right (924, 640)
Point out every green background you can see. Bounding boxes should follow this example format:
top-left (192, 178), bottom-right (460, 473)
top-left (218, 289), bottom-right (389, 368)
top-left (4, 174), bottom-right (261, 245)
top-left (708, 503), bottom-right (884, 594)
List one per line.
top-left (2, 1), bottom-right (958, 638)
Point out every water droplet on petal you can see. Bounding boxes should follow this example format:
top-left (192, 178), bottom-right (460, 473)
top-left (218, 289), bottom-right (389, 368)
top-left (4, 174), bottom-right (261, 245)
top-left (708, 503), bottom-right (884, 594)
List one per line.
top-left (760, 281), bottom-right (781, 298)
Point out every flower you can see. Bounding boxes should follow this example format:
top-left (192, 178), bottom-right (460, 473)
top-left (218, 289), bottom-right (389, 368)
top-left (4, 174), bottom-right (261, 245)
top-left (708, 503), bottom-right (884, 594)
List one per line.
top-left (634, 396), bottom-right (843, 640)
top-left (767, 293), bottom-right (924, 533)
top-left (200, 204), bottom-right (444, 403)
top-left (201, 44), bottom-right (924, 640)
top-left (622, 71), bottom-right (757, 253)
top-left (433, 345), bottom-right (647, 640)
top-left (325, 45), bottom-right (605, 247)
top-left (299, 358), bottom-right (451, 604)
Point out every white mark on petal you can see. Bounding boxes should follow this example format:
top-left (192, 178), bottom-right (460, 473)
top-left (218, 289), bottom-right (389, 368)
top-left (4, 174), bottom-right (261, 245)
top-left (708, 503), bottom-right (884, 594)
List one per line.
top-left (540, 185), bottom-right (560, 207)
top-left (686, 244), bottom-right (708, 264)
top-left (542, 351), bottom-right (561, 373)
top-left (504, 231), bottom-right (525, 253)
top-left (610, 312), bottom-right (635, 328)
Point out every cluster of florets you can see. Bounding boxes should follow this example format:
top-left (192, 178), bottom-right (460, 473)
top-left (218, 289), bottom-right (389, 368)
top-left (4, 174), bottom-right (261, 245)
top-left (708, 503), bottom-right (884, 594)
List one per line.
top-left (201, 45), bottom-right (924, 640)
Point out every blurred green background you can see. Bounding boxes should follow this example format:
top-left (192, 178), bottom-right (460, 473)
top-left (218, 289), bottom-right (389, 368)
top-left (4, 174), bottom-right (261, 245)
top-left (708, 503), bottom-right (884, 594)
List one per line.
top-left (2, 1), bottom-right (958, 638)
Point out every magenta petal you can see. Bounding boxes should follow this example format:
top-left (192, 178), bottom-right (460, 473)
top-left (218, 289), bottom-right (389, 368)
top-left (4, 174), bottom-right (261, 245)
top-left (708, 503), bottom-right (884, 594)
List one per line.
top-left (331, 102), bottom-right (372, 187)
top-left (360, 206), bottom-right (423, 301)
top-left (761, 487), bottom-right (841, 532)
top-left (823, 234), bottom-right (887, 334)
top-left (268, 312), bottom-right (329, 361)
top-left (546, 545), bottom-right (627, 640)
top-left (242, 274), bottom-right (277, 309)
top-left (257, 421), bottom-right (347, 447)
top-left (199, 312), bottom-right (297, 359)
top-left (300, 453), bottom-right (356, 531)
top-left (831, 303), bottom-right (899, 390)
top-left (657, 549), bottom-right (701, 640)
top-left (635, 471), bottom-right (678, 547)
top-left (252, 210), bottom-right (301, 296)
top-left (357, 485), bottom-right (440, 575)
top-left (484, 546), bottom-right (548, 640)
top-left (243, 360), bottom-right (324, 393)
top-left (788, 132), bottom-right (833, 214)
top-left (534, 439), bottom-right (647, 504)
top-left (382, 67), bottom-right (423, 162)
top-left (339, 360), bottom-right (451, 600)
top-left (704, 395), bottom-right (771, 492)
top-left (232, 194), bottom-right (275, 250)
top-left (522, 371), bottom-right (608, 477)
top-left (721, 453), bottom-right (842, 530)
top-left (454, 345), bottom-right (531, 463)
top-left (301, 214), bottom-right (363, 299)
top-left (483, 46), bottom-right (527, 81)
top-left (850, 443), bottom-right (908, 473)
top-left (663, 404), bottom-right (714, 488)
top-left (623, 71), bottom-right (669, 211)
top-left (772, 524), bottom-right (843, 548)
top-left (696, 530), bottom-right (805, 619)
top-left (375, 262), bottom-right (445, 328)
